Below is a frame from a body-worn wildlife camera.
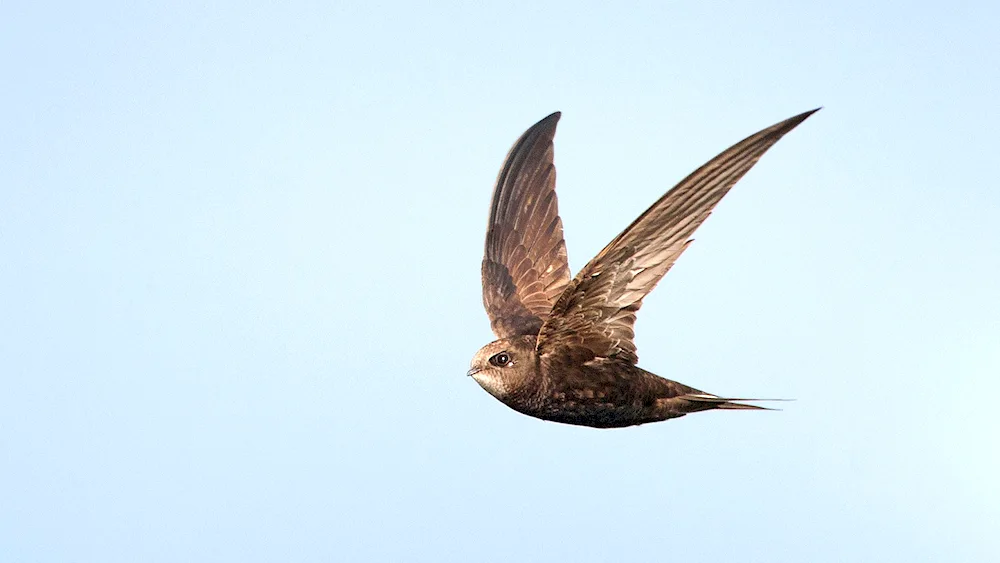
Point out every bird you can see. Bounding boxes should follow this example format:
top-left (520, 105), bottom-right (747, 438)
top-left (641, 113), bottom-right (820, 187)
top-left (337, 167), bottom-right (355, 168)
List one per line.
top-left (467, 108), bottom-right (818, 428)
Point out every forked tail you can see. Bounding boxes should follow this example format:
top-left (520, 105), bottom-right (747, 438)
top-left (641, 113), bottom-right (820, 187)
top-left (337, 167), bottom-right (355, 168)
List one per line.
top-left (683, 393), bottom-right (789, 412)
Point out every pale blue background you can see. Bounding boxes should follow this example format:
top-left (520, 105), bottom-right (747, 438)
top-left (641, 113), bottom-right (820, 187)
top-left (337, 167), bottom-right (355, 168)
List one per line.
top-left (2, 2), bottom-right (998, 562)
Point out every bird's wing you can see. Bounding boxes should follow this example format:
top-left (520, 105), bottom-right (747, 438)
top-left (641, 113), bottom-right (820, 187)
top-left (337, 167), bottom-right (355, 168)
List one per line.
top-left (537, 109), bottom-right (818, 364)
top-left (482, 112), bottom-right (572, 339)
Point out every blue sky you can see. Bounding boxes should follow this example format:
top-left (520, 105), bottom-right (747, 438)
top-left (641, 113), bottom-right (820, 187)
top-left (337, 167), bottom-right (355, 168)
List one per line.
top-left (2, 2), bottom-right (998, 561)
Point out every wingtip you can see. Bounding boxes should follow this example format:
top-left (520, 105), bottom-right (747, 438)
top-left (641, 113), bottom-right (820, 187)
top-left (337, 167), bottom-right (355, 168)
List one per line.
top-left (521, 111), bottom-right (561, 136)
top-left (764, 107), bottom-right (820, 138)
top-left (792, 106), bottom-right (822, 123)
top-left (805, 106), bottom-right (822, 116)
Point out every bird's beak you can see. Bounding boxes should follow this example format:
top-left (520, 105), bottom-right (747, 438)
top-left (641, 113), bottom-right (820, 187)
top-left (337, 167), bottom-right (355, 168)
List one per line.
top-left (466, 367), bottom-right (481, 377)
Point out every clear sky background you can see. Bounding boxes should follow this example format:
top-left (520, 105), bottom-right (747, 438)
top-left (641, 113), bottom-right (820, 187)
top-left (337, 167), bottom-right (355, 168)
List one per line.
top-left (2, 2), bottom-right (998, 562)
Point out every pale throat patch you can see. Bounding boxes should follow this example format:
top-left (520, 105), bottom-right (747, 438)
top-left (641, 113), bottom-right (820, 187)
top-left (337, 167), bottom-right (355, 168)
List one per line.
top-left (471, 371), bottom-right (509, 400)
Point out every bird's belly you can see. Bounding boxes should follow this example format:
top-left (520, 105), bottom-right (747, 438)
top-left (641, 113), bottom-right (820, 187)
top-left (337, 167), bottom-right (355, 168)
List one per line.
top-left (522, 365), bottom-right (685, 428)
top-left (525, 393), bottom-right (671, 428)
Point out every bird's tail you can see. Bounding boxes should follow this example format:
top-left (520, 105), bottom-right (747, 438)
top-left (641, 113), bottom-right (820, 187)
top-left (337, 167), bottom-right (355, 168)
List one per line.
top-left (682, 393), bottom-right (788, 412)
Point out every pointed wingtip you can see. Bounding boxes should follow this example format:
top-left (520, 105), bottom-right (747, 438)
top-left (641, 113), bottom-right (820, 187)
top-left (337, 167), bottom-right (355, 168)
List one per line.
top-left (521, 111), bottom-right (561, 138)
top-left (759, 107), bottom-right (820, 141)
top-left (790, 106), bottom-right (822, 125)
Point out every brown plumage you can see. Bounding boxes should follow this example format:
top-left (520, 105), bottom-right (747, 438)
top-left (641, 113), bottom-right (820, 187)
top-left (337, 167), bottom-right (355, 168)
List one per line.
top-left (469, 109), bottom-right (817, 428)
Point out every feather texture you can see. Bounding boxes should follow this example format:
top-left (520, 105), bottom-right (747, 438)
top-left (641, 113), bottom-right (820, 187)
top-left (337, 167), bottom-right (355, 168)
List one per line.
top-left (537, 109), bottom-right (819, 364)
top-left (482, 112), bottom-right (572, 338)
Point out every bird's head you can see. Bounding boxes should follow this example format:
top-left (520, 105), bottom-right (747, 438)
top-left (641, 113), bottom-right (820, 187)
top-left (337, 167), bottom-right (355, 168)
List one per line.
top-left (467, 335), bottom-right (538, 400)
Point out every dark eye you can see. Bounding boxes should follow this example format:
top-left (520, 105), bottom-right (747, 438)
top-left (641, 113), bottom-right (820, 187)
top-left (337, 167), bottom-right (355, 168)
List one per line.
top-left (489, 352), bottom-right (511, 367)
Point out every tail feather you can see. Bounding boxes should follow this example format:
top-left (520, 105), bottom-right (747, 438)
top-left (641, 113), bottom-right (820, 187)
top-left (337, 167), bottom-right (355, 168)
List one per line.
top-left (683, 393), bottom-right (788, 412)
top-left (714, 401), bottom-right (774, 411)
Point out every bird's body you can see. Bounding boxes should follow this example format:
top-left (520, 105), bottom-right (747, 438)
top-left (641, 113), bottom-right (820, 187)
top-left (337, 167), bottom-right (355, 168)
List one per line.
top-left (470, 336), bottom-right (753, 428)
top-left (469, 109), bottom-right (817, 428)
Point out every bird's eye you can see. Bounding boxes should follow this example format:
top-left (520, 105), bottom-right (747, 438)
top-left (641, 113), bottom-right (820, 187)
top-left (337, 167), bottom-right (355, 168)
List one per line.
top-left (489, 352), bottom-right (511, 367)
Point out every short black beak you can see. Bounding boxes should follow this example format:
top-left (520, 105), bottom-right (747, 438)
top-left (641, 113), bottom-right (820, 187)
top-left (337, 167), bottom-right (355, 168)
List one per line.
top-left (466, 368), bottom-right (481, 377)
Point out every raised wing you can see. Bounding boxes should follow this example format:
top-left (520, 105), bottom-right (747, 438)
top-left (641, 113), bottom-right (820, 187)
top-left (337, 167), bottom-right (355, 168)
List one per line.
top-left (537, 109), bottom-right (819, 364)
top-left (482, 112), bottom-right (572, 338)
